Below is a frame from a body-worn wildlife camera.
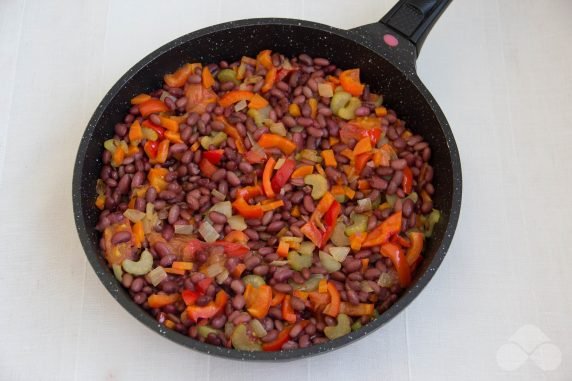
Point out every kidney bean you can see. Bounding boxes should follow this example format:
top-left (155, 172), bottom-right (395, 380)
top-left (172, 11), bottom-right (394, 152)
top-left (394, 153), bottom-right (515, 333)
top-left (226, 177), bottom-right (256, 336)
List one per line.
top-left (111, 231), bottom-right (131, 245)
top-left (343, 258), bottom-right (362, 273)
top-left (274, 283), bottom-right (292, 293)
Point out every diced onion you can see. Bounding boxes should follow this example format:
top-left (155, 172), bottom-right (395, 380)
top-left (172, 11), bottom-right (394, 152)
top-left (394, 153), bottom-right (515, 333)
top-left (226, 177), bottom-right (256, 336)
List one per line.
top-left (234, 99), bottom-right (248, 112)
top-left (329, 246), bottom-right (350, 262)
top-left (209, 201), bottom-right (232, 218)
top-left (147, 266), bottom-right (167, 287)
top-left (211, 189), bottom-right (226, 201)
top-left (174, 224), bottom-right (194, 235)
top-left (250, 319), bottom-right (268, 338)
top-left (377, 272), bottom-right (397, 288)
top-left (356, 198), bottom-right (373, 212)
top-left (360, 281), bottom-right (374, 293)
top-left (96, 179), bottom-right (106, 196)
top-left (199, 221), bottom-right (219, 243)
top-left (319, 251), bottom-right (342, 273)
top-left (205, 262), bottom-right (225, 278)
top-left (123, 208), bottom-right (146, 223)
top-left (274, 157), bottom-right (286, 170)
top-left (215, 269), bottom-right (229, 284)
top-left (228, 215), bottom-right (247, 231)
top-left (290, 126), bottom-right (304, 133)
top-left (269, 260), bottom-right (289, 266)
top-left (269, 122), bottom-right (287, 137)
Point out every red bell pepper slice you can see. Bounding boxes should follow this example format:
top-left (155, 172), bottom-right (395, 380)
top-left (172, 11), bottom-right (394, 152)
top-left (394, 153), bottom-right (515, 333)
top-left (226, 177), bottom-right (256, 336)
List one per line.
top-left (380, 242), bottom-right (411, 287)
top-left (405, 232), bottom-right (424, 266)
top-left (232, 197), bottom-right (263, 219)
top-left (402, 166), bottom-right (413, 194)
top-left (144, 140), bottom-right (159, 160)
top-left (354, 152), bottom-right (372, 175)
top-left (203, 149), bottom-right (224, 165)
top-left (187, 290), bottom-right (228, 321)
top-left (321, 200), bottom-right (341, 247)
top-left (271, 159), bottom-right (296, 193)
top-left (142, 120), bottom-right (166, 140)
top-left (196, 277), bottom-right (213, 293)
top-left (182, 290), bottom-right (200, 306)
top-left (262, 157), bottom-right (276, 198)
top-left (244, 149), bottom-right (267, 164)
top-left (262, 326), bottom-right (293, 351)
top-left (282, 295), bottom-right (297, 323)
top-left (340, 119), bottom-right (382, 146)
top-left (199, 157), bottom-right (218, 177)
top-left (362, 211), bottom-right (402, 248)
top-left (300, 220), bottom-right (323, 247)
top-left (211, 241), bottom-right (250, 258)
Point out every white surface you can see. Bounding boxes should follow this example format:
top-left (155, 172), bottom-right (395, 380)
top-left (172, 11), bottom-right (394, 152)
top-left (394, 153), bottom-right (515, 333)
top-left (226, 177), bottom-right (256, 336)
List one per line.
top-left (1, 0), bottom-right (571, 380)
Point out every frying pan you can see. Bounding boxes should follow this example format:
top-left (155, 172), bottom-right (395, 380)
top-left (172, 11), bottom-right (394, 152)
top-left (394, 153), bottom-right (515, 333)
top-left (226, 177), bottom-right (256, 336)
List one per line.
top-left (73, 0), bottom-right (462, 361)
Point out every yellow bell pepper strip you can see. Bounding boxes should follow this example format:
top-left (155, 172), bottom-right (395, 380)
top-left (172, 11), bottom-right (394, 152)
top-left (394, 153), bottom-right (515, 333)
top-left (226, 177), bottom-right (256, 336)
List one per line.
top-left (323, 282), bottom-right (341, 317)
top-left (291, 165), bottom-right (313, 179)
top-left (256, 49), bottom-right (273, 70)
top-left (138, 98), bottom-right (169, 117)
top-left (344, 186), bottom-right (356, 199)
top-left (339, 69), bottom-right (365, 96)
top-left (164, 63), bottom-right (196, 88)
top-left (339, 302), bottom-right (374, 316)
top-left (187, 290), bottom-right (228, 321)
top-left (95, 195), bottom-right (105, 210)
top-left (219, 90), bottom-right (254, 108)
top-left (215, 116), bottom-right (247, 154)
top-left (402, 166), bottom-right (413, 194)
top-left (262, 157), bottom-right (276, 198)
top-left (380, 242), bottom-right (411, 287)
top-left (321, 150), bottom-right (337, 167)
top-left (244, 284), bottom-right (272, 319)
top-left (257, 133), bottom-right (297, 155)
top-left (406, 232), bottom-right (424, 266)
top-left (130, 93), bottom-right (151, 105)
top-left (261, 67), bottom-right (277, 93)
top-left (282, 295), bottom-right (297, 323)
top-left (362, 211), bottom-right (402, 248)
top-left (148, 293), bottom-right (180, 308)
top-left (249, 93), bottom-right (269, 109)
top-left (201, 66), bottom-right (215, 89)
top-left (308, 98), bottom-right (318, 119)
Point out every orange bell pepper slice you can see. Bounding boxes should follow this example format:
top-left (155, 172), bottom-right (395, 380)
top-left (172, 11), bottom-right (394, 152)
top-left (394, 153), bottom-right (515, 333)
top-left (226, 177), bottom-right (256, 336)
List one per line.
top-left (406, 232), bottom-right (424, 266)
top-left (187, 290), bottom-right (228, 321)
top-left (339, 302), bottom-right (375, 316)
top-left (132, 221), bottom-right (145, 248)
top-left (362, 211), bottom-right (402, 248)
top-left (339, 68), bottom-right (365, 96)
top-left (380, 242), bottom-right (411, 287)
top-left (323, 282), bottom-right (341, 317)
top-left (147, 167), bottom-right (169, 191)
top-left (353, 136), bottom-right (373, 156)
top-left (262, 157), bottom-right (276, 198)
top-left (402, 166), bottom-right (413, 194)
top-left (155, 140), bottom-right (169, 164)
top-left (282, 295), bottom-right (297, 323)
top-left (261, 199), bottom-right (284, 212)
top-left (164, 63), bottom-right (195, 88)
top-left (231, 263), bottom-right (246, 279)
top-left (308, 98), bottom-right (318, 119)
top-left (261, 67), bottom-right (277, 93)
top-left (215, 116), bottom-right (246, 154)
top-left (148, 293), bottom-right (179, 308)
top-left (321, 150), bottom-right (337, 167)
top-left (257, 134), bottom-right (297, 155)
top-left (288, 103), bottom-right (301, 117)
top-left (185, 83), bottom-right (217, 114)
top-left (349, 232), bottom-right (367, 251)
top-left (131, 93), bottom-right (151, 105)
top-left (232, 197), bottom-right (263, 219)
top-left (224, 230), bottom-right (249, 244)
top-left (138, 98), bottom-right (169, 117)
top-left (244, 284), bottom-right (272, 319)
top-left (128, 120), bottom-right (143, 144)
top-left (270, 291), bottom-right (285, 307)
top-left (159, 116), bottom-right (179, 132)
top-left (277, 240), bottom-right (289, 258)
top-left (219, 90), bottom-right (254, 108)
top-left (201, 67), bottom-right (215, 89)
top-left (262, 326), bottom-right (292, 352)
top-left (249, 93), bottom-right (269, 109)
top-left (172, 261), bottom-right (194, 271)
top-left (256, 49), bottom-right (273, 70)
top-left (199, 157), bottom-right (217, 177)
top-left (291, 165), bottom-right (313, 179)
top-left (355, 152), bottom-right (372, 175)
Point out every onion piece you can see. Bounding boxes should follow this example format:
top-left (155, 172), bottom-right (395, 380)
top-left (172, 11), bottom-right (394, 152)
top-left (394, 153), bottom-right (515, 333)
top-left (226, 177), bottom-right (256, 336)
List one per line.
top-left (215, 269), bottom-right (229, 284)
top-left (269, 260), bottom-right (289, 266)
top-left (96, 179), bottom-right (106, 196)
top-left (319, 251), bottom-right (342, 273)
top-left (205, 262), bottom-right (225, 278)
top-left (209, 201), bottom-right (232, 218)
top-left (123, 208), bottom-right (146, 223)
top-left (234, 99), bottom-right (248, 112)
top-left (331, 222), bottom-right (350, 246)
top-left (174, 224), bottom-right (194, 235)
top-left (211, 189), bottom-right (226, 201)
top-left (360, 280), bottom-right (374, 293)
top-left (356, 198), bottom-right (372, 212)
top-left (377, 272), bottom-right (397, 288)
top-left (269, 122), bottom-right (287, 137)
top-left (227, 215), bottom-right (247, 231)
top-left (274, 157), bottom-right (286, 170)
top-left (318, 83), bottom-right (334, 98)
top-left (250, 319), bottom-right (268, 338)
top-left (199, 221), bottom-right (219, 243)
top-left (147, 266), bottom-right (167, 286)
top-left (329, 246), bottom-right (350, 262)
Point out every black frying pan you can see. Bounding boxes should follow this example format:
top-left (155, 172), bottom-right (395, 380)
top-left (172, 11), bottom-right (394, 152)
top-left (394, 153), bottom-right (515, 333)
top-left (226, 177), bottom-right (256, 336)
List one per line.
top-left (73, 0), bottom-right (462, 361)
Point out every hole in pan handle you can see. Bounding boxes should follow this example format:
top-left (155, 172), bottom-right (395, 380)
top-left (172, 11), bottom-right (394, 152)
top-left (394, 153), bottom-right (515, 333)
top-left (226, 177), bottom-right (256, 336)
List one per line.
top-left (380, 0), bottom-right (452, 56)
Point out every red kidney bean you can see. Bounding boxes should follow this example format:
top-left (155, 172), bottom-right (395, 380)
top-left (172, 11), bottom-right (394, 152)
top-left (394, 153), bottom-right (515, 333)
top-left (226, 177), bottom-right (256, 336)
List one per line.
top-left (364, 267), bottom-right (381, 281)
top-left (391, 158), bottom-right (407, 170)
top-left (273, 268), bottom-right (294, 282)
top-left (208, 211), bottom-right (227, 225)
top-left (303, 195), bottom-right (315, 212)
top-left (266, 221), bottom-right (286, 233)
top-left (161, 224), bottom-right (174, 241)
top-left (154, 242), bottom-right (173, 258)
top-left (262, 330), bottom-right (279, 343)
top-left (111, 231), bottom-right (131, 245)
top-left (231, 294), bottom-right (245, 310)
top-left (343, 258), bottom-right (362, 273)
top-left (253, 265), bottom-right (269, 276)
top-left (402, 198), bottom-right (414, 217)
top-left (130, 277), bottom-right (145, 293)
top-left (274, 283), bottom-right (292, 293)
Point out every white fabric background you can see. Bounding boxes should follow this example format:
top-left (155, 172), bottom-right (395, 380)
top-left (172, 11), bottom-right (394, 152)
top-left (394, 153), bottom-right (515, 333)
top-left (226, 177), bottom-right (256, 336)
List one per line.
top-left (1, 0), bottom-right (571, 380)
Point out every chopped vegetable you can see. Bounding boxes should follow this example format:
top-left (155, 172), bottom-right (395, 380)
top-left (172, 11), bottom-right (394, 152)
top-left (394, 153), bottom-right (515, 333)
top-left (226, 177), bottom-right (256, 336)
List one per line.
top-left (257, 134), bottom-right (297, 155)
top-left (122, 249), bottom-right (153, 276)
top-left (219, 90), bottom-right (254, 107)
top-left (324, 313), bottom-right (351, 340)
top-left (244, 284), bottom-right (272, 318)
top-left (331, 222), bottom-right (350, 246)
top-left (262, 157), bottom-right (276, 198)
top-left (329, 246), bottom-right (350, 262)
top-left (339, 69), bottom-right (364, 96)
top-left (362, 211), bottom-right (402, 248)
top-left (380, 242), bottom-right (411, 287)
top-left (148, 293), bottom-right (179, 308)
top-left (287, 250), bottom-right (313, 271)
top-left (319, 251), bottom-right (342, 273)
top-left (304, 173), bottom-right (328, 200)
top-left (227, 215), bottom-right (247, 231)
top-left (406, 232), bottom-right (424, 266)
top-left (198, 221), bottom-right (220, 243)
top-left (339, 303), bottom-right (374, 316)
top-left (187, 290), bottom-right (228, 321)
top-left (242, 274), bottom-right (266, 288)
top-left (147, 266), bottom-right (167, 286)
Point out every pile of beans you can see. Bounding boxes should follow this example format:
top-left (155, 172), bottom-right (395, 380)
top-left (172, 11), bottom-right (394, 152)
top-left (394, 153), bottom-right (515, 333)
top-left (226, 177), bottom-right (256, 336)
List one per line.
top-left (95, 51), bottom-right (438, 351)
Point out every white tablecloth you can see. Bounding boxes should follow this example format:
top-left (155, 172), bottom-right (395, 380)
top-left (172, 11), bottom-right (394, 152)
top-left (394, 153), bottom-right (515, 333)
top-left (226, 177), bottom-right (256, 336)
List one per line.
top-left (1, 0), bottom-right (571, 380)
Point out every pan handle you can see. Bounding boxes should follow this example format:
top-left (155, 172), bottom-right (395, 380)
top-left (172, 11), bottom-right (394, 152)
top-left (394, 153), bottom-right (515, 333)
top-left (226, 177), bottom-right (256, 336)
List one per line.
top-left (380, 0), bottom-right (452, 55)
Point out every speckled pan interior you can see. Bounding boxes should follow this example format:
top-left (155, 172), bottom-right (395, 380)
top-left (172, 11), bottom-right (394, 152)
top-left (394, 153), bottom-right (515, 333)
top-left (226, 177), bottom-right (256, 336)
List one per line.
top-left (73, 18), bottom-right (461, 361)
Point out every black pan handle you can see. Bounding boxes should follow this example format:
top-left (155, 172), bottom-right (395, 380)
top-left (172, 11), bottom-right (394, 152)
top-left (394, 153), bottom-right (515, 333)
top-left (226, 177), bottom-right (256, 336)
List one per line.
top-left (381, 0), bottom-right (452, 55)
